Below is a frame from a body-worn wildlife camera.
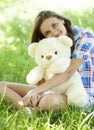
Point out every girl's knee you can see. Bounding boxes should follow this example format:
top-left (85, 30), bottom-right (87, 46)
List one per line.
top-left (0, 82), bottom-right (6, 87)
top-left (38, 93), bottom-right (67, 111)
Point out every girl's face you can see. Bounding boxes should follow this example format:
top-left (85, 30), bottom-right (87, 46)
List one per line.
top-left (40, 17), bottom-right (67, 38)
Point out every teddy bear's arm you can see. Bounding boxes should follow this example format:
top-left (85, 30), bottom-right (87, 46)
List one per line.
top-left (26, 66), bottom-right (45, 85)
top-left (49, 58), bottom-right (71, 74)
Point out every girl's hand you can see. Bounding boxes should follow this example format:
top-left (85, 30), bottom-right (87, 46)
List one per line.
top-left (22, 90), bottom-right (42, 107)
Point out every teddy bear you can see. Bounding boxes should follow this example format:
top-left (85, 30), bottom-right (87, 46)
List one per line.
top-left (26, 35), bottom-right (88, 110)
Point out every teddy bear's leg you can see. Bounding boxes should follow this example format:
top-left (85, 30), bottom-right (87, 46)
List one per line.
top-left (38, 93), bottom-right (67, 111)
top-left (65, 85), bottom-right (88, 107)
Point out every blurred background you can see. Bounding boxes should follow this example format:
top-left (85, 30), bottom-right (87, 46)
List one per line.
top-left (0, 0), bottom-right (94, 82)
top-left (0, 0), bottom-right (94, 45)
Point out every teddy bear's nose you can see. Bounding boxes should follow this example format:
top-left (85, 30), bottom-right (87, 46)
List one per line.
top-left (46, 55), bottom-right (52, 60)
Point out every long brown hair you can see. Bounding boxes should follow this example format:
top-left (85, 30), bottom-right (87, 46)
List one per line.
top-left (31, 10), bottom-right (75, 53)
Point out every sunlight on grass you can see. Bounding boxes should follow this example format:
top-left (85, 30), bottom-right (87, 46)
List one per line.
top-left (78, 111), bottom-right (94, 130)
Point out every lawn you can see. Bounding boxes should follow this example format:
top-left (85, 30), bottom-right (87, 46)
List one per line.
top-left (0, 0), bottom-right (94, 130)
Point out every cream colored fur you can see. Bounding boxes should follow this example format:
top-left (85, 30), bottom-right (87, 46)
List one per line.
top-left (26, 35), bottom-right (88, 108)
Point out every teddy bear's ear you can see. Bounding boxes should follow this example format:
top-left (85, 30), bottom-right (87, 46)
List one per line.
top-left (28, 43), bottom-right (37, 58)
top-left (57, 35), bottom-right (73, 47)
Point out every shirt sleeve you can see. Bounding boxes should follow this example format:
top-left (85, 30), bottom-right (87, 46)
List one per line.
top-left (73, 25), bottom-right (84, 42)
top-left (71, 37), bottom-right (94, 60)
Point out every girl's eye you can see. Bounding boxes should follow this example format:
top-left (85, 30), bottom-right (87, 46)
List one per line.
top-left (55, 51), bottom-right (57, 55)
top-left (45, 31), bottom-right (50, 36)
top-left (52, 22), bottom-right (58, 28)
top-left (41, 55), bottom-right (44, 58)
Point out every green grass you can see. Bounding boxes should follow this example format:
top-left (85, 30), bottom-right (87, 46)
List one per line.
top-left (0, 97), bottom-right (94, 130)
top-left (0, 1), bottom-right (94, 130)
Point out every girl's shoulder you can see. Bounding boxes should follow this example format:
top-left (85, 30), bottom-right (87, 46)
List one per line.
top-left (73, 26), bottom-right (82, 34)
top-left (72, 25), bottom-right (94, 42)
top-left (73, 25), bottom-right (86, 36)
top-left (72, 25), bottom-right (84, 42)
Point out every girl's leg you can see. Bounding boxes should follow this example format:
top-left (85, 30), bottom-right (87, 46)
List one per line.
top-left (0, 85), bottom-right (24, 109)
top-left (38, 93), bottom-right (67, 111)
top-left (0, 82), bottom-right (35, 97)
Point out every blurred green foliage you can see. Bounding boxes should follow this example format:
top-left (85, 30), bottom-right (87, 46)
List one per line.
top-left (63, 9), bottom-right (94, 32)
top-left (0, 0), bottom-right (35, 45)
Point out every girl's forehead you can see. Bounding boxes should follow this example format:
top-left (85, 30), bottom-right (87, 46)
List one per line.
top-left (40, 17), bottom-right (60, 32)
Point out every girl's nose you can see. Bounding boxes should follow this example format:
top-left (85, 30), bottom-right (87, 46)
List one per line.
top-left (51, 30), bottom-right (60, 37)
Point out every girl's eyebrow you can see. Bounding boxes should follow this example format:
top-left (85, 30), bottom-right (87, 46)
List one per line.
top-left (51, 21), bottom-right (57, 25)
top-left (43, 20), bottom-right (57, 35)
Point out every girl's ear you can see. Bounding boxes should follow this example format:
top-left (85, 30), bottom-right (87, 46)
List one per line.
top-left (57, 35), bottom-right (73, 47)
top-left (28, 43), bottom-right (38, 58)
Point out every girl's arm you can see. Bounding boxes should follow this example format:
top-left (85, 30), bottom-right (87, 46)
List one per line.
top-left (23, 58), bottom-right (84, 98)
top-left (31, 58), bottom-right (84, 93)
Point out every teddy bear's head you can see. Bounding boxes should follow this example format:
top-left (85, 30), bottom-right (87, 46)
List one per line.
top-left (28, 35), bottom-right (73, 68)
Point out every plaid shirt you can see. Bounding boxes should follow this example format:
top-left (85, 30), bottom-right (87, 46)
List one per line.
top-left (72, 26), bottom-right (94, 105)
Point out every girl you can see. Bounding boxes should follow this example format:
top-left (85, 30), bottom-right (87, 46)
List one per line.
top-left (23, 10), bottom-right (94, 109)
top-left (0, 10), bottom-right (94, 110)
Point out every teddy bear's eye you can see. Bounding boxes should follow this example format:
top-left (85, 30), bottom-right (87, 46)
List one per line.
top-left (41, 55), bottom-right (44, 58)
top-left (55, 51), bottom-right (57, 55)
